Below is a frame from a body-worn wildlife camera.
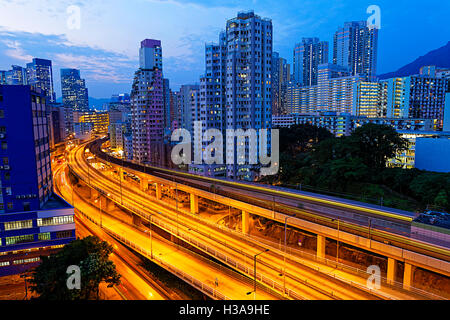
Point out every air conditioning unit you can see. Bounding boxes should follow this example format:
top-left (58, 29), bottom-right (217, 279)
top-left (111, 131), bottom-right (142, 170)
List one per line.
top-left (3, 165), bottom-right (10, 170)
top-left (0, 134), bottom-right (5, 139)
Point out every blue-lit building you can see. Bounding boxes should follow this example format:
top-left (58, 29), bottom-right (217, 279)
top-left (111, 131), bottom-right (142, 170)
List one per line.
top-left (272, 52), bottom-right (290, 115)
top-left (0, 85), bottom-right (75, 276)
top-left (26, 58), bottom-right (56, 103)
top-left (293, 38), bottom-right (328, 87)
top-left (61, 68), bottom-right (89, 136)
top-left (5, 65), bottom-right (28, 85)
top-left (333, 21), bottom-right (378, 81)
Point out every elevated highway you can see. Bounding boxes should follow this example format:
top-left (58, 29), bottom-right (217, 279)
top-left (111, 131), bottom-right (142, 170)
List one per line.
top-left (66, 139), bottom-right (450, 299)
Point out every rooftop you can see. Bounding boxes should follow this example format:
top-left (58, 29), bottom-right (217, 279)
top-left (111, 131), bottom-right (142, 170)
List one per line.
top-left (41, 193), bottom-right (72, 210)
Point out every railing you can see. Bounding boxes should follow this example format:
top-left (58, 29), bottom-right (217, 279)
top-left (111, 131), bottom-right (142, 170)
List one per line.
top-left (68, 162), bottom-right (307, 300)
top-left (70, 145), bottom-right (448, 300)
top-left (87, 139), bottom-right (450, 263)
top-left (73, 200), bottom-right (231, 300)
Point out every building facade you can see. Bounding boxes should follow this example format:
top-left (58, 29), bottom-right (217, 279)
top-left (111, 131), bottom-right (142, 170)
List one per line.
top-left (225, 11), bottom-right (273, 180)
top-left (271, 52), bottom-right (290, 115)
top-left (0, 85), bottom-right (75, 276)
top-left (60, 68), bottom-right (89, 136)
top-left (273, 112), bottom-right (433, 137)
top-left (333, 21), bottom-right (378, 80)
top-left (26, 58), bottom-right (56, 103)
top-left (130, 39), bottom-right (165, 165)
top-left (293, 38), bottom-right (328, 87)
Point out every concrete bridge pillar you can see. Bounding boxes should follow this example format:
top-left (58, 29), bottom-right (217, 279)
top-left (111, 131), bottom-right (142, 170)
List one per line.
top-left (190, 193), bottom-right (199, 214)
top-left (403, 263), bottom-right (415, 290)
top-left (241, 211), bottom-right (250, 234)
top-left (156, 183), bottom-right (162, 200)
top-left (140, 177), bottom-right (148, 191)
top-left (387, 258), bottom-right (397, 285)
top-left (317, 235), bottom-right (326, 259)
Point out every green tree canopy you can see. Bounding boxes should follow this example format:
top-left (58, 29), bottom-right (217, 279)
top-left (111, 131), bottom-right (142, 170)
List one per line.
top-left (279, 123), bottom-right (333, 156)
top-left (29, 236), bottom-right (121, 300)
top-left (349, 123), bottom-right (408, 170)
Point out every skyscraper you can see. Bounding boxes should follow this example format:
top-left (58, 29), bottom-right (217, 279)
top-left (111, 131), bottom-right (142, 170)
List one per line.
top-left (333, 21), bottom-right (378, 81)
top-left (60, 68), bottom-right (89, 135)
top-left (293, 38), bottom-right (328, 87)
top-left (26, 58), bottom-right (56, 103)
top-left (130, 39), bottom-right (165, 165)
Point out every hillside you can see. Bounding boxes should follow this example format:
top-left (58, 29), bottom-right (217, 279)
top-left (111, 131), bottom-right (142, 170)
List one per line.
top-left (379, 41), bottom-right (450, 79)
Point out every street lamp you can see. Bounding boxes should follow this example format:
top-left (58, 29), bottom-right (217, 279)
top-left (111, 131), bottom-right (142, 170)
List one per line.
top-left (247, 249), bottom-right (269, 300)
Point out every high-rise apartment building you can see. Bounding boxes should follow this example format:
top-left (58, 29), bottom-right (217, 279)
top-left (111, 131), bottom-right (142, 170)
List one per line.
top-left (293, 38), bottom-right (328, 87)
top-left (271, 52), bottom-right (290, 115)
top-left (0, 85), bottom-right (75, 275)
top-left (333, 21), bottom-right (378, 81)
top-left (130, 39), bottom-right (165, 165)
top-left (382, 72), bottom-right (448, 129)
top-left (189, 35), bottom-right (228, 177)
top-left (176, 84), bottom-right (200, 134)
top-left (188, 11), bottom-right (272, 180)
top-left (224, 11), bottom-right (273, 180)
top-left (163, 78), bottom-right (171, 133)
top-left (286, 63), bottom-right (361, 114)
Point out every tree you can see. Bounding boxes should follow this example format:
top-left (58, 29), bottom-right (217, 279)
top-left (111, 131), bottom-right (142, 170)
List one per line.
top-left (259, 124), bottom-right (333, 185)
top-left (349, 123), bottom-right (408, 170)
top-left (279, 124), bottom-right (333, 156)
top-left (434, 189), bottom-right (449, 209)
top-left (29, 236), bottom-right (121, 300)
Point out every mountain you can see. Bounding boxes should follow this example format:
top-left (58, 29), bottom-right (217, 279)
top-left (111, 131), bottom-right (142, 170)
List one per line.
top-left (88, 97), bottom-right (110, 110)
top-left (379, 41), bottom-right (450, 79)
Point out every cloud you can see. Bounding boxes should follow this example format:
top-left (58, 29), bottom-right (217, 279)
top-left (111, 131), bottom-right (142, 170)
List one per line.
top-left (53, 53), bottom-right (133, 83)
top-left (1, 39), bottom-right (33, 62)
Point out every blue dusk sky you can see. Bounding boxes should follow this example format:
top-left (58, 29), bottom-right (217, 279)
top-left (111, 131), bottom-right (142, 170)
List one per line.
top-left (0, 0), bottom-right (449, 99)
